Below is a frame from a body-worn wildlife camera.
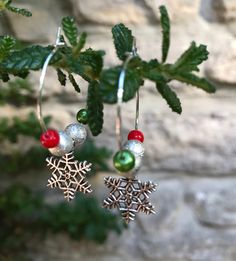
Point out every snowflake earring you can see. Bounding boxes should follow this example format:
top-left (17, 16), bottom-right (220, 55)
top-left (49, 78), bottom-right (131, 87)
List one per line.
top-left (37, 28), bottom-right (92, 201)
top-left (103, 40), bottom-right (157, 223)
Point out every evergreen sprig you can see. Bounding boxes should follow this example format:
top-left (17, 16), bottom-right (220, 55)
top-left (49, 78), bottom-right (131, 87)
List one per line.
top-left (0, 5), bottom-right (216, 135)
top-left (0, 184), bottom-right (125, 259)
top-left (1, 0), bottom-right (32, 17)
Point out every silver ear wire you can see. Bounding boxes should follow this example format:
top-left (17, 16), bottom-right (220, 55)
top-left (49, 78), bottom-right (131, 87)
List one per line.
top-left (116, 37), bottom-right (139, 149)
top-left (37, 27), bottom-right (65, 132)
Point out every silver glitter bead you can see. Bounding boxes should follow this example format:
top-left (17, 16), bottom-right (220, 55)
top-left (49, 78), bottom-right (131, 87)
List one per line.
top-left (65, 123), bottom-right (87, 148)
top-left (124, 156), bottom-right (143, 179)
top-left (123, 140), bottom-right (145, 157)
top-left (49, 131), bottom-right (74, 157)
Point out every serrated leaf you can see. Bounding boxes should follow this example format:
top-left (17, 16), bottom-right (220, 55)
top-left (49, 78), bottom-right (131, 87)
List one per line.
top-left (156, 81), bottom-right (182, 114)
top-left (100, 66), bottom-right (143, 104)
top-left (112, 23), bottom-right (134, 61)
top-left (5, 3), bottom-right (32, 17)
top-left (68, 73), bottom-right (80, 93)
top-left (69, 48), bottom-right (104, 81)
top-left (0, 36), bottom-right (16, 60)
top-left (172, 41), bottom-right (209, 72)
top-left (87, 81), bottom-right (103, 136)
top-left (62, 17), bottom-right (78, 46)
top-left (159, 6), bottom-right (170, 63)
top-left (0, 46), bottom-right (54, 71)
top-left (168, 71), bottom-right (216, 93)
top-left (57, 68), bottom-right (67, 86)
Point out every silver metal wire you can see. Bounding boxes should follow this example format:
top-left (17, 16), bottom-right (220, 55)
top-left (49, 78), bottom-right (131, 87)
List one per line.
top-left (37, 27), bottom-right (65, 131)
top-left (116, 38), bottom-right (140, 149)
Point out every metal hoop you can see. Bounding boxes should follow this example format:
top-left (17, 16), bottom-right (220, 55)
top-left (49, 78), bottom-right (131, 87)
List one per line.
top-left (116, 38), bottom-right (140, 149)
top-left (37, 27), bottom-right (65, 132)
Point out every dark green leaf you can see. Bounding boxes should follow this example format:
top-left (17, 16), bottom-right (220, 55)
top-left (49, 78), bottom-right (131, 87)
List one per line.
top-left (68, 73), bottom-right (80, 93)
top-left (69, 48), bottom-right (104, 80)
top-left (0, 46), bottom-right (53, 71)
top-left (168, 71), bottom-right (216, 93)
top-left (112, 23), bottom-right (133, 61)
top-left (100, 67), bottom-right (143, 104)
top-left (159, 6), bottom-right (170, 63)
top-left (74, 32), bottom-right (87, 54)
top-left (172, 41), bottom-right (209, 72)
top-left (62, 16), bottom-right (78, 46)
top-left (56, 68), bottom-right (67, 86)
top-left (0, 36), bottom-right (16, 60)
top-left (156, 81), bottom-right (182, 114)
top-left (87, 81), bottom-right (103, 136)
top-left (5, 3), bottom-right (32, 17)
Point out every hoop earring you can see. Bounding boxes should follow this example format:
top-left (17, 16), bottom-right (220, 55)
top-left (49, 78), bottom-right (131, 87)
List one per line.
top-left (37, 28), bottom-right (92, 201)
top-left (103, 39), bottom-right (157, 223)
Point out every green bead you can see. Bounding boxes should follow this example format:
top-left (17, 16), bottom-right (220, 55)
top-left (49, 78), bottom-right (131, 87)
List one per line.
top-left (113, 149), bottom-right (135, 172)
top-left (76, 109), bottom-right (88, 124)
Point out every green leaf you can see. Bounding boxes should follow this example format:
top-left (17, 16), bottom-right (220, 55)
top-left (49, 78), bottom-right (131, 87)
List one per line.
top-left (68, 73), bottom-right (80, 93)
top-left (156, 81), bottom-right (182, 114)
top-left (112, 23), bottom-right (134, 61)
top-left (159, 6), bottom-right (170, 63)
top-left (57, 68), bottom-right (67, 86)
top-left (5, 3), bottom-right (32, 17)
top-left (74, 32), bottom-right (87, 54)
top-left (168, 71), bottom-right (216, 93)
top-left (172, 41), bottom-right (209, 72)
top-left (0, 46), bottom-right (54, 71)
top-left (69, 48), bottom-right (104, 80)
top-left (0, 36), bottom-right (16, 60)
top-left (87, 81), bottom-right (103, 136)
top-left (62, 16), bottom-right (78, 46)
top-left (100, 67), bottom-right (143, 104)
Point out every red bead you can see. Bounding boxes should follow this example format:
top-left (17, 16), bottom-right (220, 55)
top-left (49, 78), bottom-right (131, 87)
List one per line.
top-left (127, 130), bottom-right (144, 143)
top-left (40, 129), bottom-right (60, 148)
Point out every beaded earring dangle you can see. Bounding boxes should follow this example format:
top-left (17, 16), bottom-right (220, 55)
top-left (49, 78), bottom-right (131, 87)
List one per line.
top-left (37, 28), bottom-right (92, 201)
top-left (103, 40), bottom-right (157, 223)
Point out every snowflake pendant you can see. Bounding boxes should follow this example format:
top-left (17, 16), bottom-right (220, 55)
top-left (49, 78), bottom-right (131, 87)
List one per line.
top-left (46, 152), bottom-right (92, 201)
top-left (103, 176), bottom-right (157, 223)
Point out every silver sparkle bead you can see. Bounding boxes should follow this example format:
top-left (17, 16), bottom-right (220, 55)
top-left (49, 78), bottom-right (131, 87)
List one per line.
top-left (125, 155), bottom-right (143, 179)
top-left (49, 131), bottom-right (74, 157)
top-left (65, 123), bottom-right (87, 148)
top-left (123, 140), bottom-right (145, 157)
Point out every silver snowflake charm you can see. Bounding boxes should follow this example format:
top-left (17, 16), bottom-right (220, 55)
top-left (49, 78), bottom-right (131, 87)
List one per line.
top-left (46, 152), bottom-right (92, 201)
top-left (103, 177), bottom-right (157, 223)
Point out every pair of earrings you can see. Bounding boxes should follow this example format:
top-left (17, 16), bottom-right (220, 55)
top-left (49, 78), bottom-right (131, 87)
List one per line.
top-left (37, 28), bottom-right (157, 223)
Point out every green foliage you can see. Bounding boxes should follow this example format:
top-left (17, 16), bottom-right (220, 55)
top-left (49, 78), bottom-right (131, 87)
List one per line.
top-left (0, 35), bottom-right (16, 60)
top-left (167, 71), bottom-right (216, 93)
top-left (68, 73), bottom-right (81, 92)
top-left (1, 0), bottom-right (32, 17)
top-left (87, 81), bottom-right (104, 136)
top-left (0, 45), bottom-right (52, 71)
top-left (0, 112), bottom-right (51, 143)
top-left (171, 41), bottom-right (209, 72)
top-left (159, 5), bottom-right (170, 63)
top-left (57, 68), bottom-right (67, 86)
top-left (156, 81), bottom-right (182, 114)
top-left (0, 6), bottom-right (216, 130)
top-left (62, 16), bottom-right (78, 47)
top-left (0, 185), bottom-right (125, 259)
top-left (100, 65), bottom-right (143, 104)
top-left (112, 23), bottom-right (134, 61)
top-left (0, 79), bottom-right (35, 106)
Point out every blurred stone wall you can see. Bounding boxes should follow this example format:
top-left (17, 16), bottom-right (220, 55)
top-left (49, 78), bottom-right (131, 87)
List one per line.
top-left (1, 0), bottom-right (236, 261)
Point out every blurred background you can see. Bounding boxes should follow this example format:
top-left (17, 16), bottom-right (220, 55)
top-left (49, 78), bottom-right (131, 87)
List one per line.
top-left (1, 0), bottom-right (236, 260)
